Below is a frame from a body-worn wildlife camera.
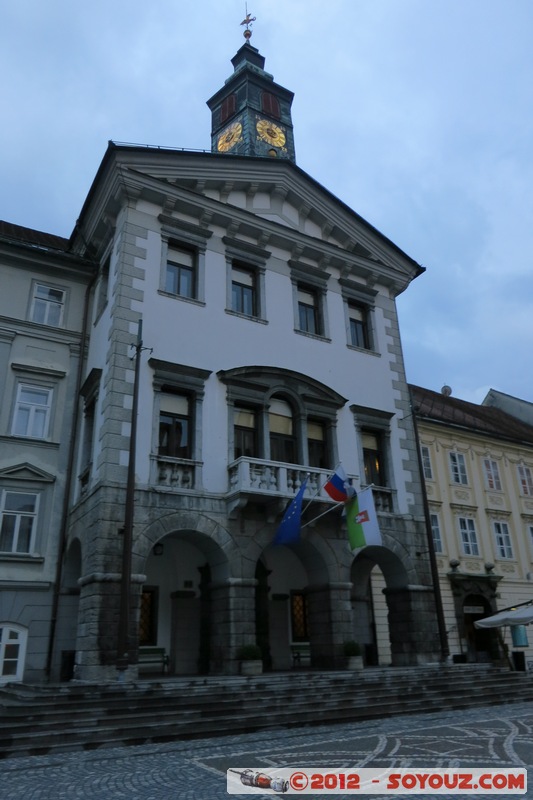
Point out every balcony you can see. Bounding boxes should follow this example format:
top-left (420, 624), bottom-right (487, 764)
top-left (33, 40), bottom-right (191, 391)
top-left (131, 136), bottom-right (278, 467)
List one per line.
top-left (227, 457), bottom-right (363, 516)
top-left (152, 454), bottom-right (393, 514)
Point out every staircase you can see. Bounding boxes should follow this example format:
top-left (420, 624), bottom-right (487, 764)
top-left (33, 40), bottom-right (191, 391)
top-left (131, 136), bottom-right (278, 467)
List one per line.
top-left (0, 664), bottom-right (531, 760)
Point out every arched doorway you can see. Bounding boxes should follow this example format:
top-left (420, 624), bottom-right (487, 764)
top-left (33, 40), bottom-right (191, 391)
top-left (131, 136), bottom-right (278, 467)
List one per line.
top-left (255, 537), bottom-right (332, 670)
top-left (142, 529), bottom-right (230, 675)
top-left (351, 545), bottom-right (433, 666)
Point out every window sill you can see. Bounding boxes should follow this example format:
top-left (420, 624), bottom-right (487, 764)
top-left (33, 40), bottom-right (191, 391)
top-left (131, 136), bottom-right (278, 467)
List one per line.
top-left (225, 309), bottom-right (268, 324)
top-left (294, 329), bottom-right (331, 343)
top-left (157, 290), bottom-right (205, 307)
top-left (347, 344), bottom-right (380, 357)
top-left (0, 553), bottom-right (44, 563)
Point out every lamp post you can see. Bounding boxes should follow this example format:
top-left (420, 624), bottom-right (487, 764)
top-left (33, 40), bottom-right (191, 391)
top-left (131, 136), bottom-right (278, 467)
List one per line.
top-left (116, 319), bottom-right (143, 679)
top-left (409, 389), bottom-right (450, 663)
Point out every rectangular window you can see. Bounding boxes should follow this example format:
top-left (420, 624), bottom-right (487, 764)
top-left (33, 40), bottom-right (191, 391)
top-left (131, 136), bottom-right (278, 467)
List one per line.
top-left (362, 431), bottom-right (386, 486)
top-left (30, 283), bottom-right (65, 327)
top-left (449, 451), bottom-right (468, 485)
top-left (348, 303), bottom-right (370, 349)
top-left (290, 591), bottom-right (309, 642)
top-left (458, 517), bottom-right (479, 556)
top-left (234, 407), bottom-right (258, 459)
top-left (158, 393), bottom-right (191, 459)
top-left (484, 458), bottom-right (502, 491)
top-left (297, 287), bottom-right (320, 335)
top-left (12, 385), bottom-right (52, 439)
top-left (518, 465), bottom-right (533, 496)
top-left (139, 587), bottom-right (158, 646)
top-left (421, 445), bottom-right (433, 480)
top-left (430, 513), bottom-right (443, 554)
top-left (165, 246), bottom-right (195, 299)
top-left (493, 521), bottom-right (513, 559)
top-left (307, 419), bottom-right (327, 469)
top-left (0, 491), bottom-right (38, 554)
top-left (231, 265), bottom-right (256, 316)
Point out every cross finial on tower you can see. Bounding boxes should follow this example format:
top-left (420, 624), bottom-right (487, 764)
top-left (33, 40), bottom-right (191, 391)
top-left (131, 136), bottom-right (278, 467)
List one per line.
top-left (240, 5), bottom-right (256, 41)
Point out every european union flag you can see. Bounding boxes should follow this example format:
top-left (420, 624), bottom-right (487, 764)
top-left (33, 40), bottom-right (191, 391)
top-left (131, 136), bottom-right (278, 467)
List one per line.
top-left (273, 478), bottom-right (308, 545)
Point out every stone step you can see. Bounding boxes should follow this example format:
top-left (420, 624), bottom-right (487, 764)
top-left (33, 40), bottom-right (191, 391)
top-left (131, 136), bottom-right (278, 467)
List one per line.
top-left (0, 666), bottom-right (529, 759)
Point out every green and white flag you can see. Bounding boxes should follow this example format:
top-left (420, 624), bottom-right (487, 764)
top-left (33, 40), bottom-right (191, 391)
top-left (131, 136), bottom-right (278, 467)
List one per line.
top-left (346, 487), bottom-right (382, 550)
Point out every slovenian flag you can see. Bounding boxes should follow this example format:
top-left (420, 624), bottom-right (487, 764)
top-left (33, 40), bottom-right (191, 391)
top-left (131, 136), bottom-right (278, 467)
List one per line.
top-left (346, 487), bottom-right (382, 549)
top-left (324, 465), bottom-right (354, 502)
top-left (273, 477), bottom-right (309, 545)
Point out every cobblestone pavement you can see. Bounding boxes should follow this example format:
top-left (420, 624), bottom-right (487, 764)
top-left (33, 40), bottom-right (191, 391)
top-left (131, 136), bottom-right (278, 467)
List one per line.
top-left (1, 702), bottom-right (533, 799)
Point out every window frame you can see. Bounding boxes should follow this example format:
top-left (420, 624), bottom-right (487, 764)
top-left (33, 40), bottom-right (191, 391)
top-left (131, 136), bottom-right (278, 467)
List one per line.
top-left (11, 383), bottom-right (53, 440)
top-left (430, 512), bottom-right (443, 554)
top-left (158, 392), bottom-right (192, 460)
top-left (458, 516), bottom-right (479, 556)
top-left (421, 445), bottom-right (433, 480)
top-left (164, 243), bottom-right (197, 300)
top-left (149, 358), bottom-right (212, 488)
top-left (231, 263), bottom-right (258, 317)
top-left (449, 451), bottom-right (468, 485)
top-left (339, 277), bottom-right (377, 353)
top-left (0, 490), bottom-right (39, 555)
top-left (158, 215), bottom-right (212, 305)
top-left (518, 464), bottom-right (533, 496)
top-left (290, 261), bottom-right (330, 341)
top-left (224, 238), bottom-right (268, 323)
top-left (0, 625), bottom-right (28, 683)
top-left (233, 405), bottom-right (260, 460)
top-left (347, 302), bottom-right (371, 349)
top-left (29, 281), bottom-right (66, 327)
top-left (483, 458), bottom-right (502, 491)
top-left (290, 590), bottom-right (309, 643)
top-left (493, 520), bottom-right (513, 560)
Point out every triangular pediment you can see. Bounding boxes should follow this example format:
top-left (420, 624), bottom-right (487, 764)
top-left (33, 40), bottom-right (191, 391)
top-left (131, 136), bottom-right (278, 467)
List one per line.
top-left (77, 145), bottom-right (424, 294)
top-left (0, 462), bottom-right (55, 483)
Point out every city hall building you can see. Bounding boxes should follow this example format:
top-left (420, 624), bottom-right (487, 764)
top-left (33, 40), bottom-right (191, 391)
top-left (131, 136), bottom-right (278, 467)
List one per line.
top-left (0, 34), bottom-right (442, 683)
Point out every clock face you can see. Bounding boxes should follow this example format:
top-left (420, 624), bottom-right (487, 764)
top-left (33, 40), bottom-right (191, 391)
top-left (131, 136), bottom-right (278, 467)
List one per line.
top-left (217, 121), bottom-right (243, 152)
top-left (256, 118), bottom-right (286, 148)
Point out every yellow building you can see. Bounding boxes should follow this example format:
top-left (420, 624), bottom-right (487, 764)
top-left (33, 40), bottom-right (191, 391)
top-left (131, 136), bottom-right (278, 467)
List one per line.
top-left (410, 384), bottom-right (533, 670)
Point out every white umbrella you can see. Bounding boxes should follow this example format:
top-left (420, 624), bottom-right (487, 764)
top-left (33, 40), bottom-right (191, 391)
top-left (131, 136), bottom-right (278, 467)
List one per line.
top-left (474, 604), bottom-right (533, 629)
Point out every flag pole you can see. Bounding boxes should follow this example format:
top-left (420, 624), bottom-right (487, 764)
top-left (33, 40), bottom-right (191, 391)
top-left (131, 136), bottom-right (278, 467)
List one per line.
top-left (301, 463), bottom-right (343, 515)
top-left (301, 501), bottom-right (345, 529)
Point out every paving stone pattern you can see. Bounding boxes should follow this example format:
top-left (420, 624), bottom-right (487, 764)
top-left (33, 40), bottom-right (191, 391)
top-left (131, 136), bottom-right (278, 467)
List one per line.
top-left (1, 701), bottom-right (532, 800)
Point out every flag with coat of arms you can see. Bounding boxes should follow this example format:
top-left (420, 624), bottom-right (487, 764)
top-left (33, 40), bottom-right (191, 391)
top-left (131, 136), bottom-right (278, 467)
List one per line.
top-left (345, 487), bottom-right (382, 550)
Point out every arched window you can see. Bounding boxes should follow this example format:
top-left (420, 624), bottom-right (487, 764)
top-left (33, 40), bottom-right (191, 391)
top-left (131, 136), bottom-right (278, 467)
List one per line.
top-left (269, 398), bottom-right (296, 464)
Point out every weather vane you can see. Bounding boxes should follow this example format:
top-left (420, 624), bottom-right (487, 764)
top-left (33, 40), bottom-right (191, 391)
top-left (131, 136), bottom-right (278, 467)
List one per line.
top-left (240, 4), bottom-right (256, 42)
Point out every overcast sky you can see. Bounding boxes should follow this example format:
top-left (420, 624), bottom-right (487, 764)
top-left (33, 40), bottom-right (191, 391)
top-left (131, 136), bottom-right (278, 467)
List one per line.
top-left (1, 1), bottom-right (532, 405)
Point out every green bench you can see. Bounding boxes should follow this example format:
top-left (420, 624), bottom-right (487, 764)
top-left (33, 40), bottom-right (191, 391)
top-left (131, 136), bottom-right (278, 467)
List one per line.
top-left (138, 647), bottom-right (169, 675)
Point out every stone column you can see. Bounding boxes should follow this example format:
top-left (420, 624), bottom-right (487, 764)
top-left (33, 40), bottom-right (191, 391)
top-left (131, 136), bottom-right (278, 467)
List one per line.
top-left (210, 578), bottom-right (257, 674)
top-left (74, 571), bottom-right (144, 682)
top-left (307, 582), bottom-right (353, 669)
top-left (385, 585), bottom-right (440, 666)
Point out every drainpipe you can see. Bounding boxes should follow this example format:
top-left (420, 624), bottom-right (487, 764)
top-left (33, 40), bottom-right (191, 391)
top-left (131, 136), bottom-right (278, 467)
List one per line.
top-left (409, 388), bottom-right (450, 663)
top-left (45, 268), bottom-right (96, 680)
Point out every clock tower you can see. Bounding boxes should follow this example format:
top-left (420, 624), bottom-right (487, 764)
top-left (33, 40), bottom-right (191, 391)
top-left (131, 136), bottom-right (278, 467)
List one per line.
top-left (207, 23), bottom-right (296, 162)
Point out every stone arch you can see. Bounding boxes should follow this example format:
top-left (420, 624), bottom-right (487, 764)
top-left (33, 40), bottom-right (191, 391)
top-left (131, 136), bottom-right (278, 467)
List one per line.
top-left (351, 545), bottom-right (435, 667)
top-left (138, 510), bottom-right (236, 582)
